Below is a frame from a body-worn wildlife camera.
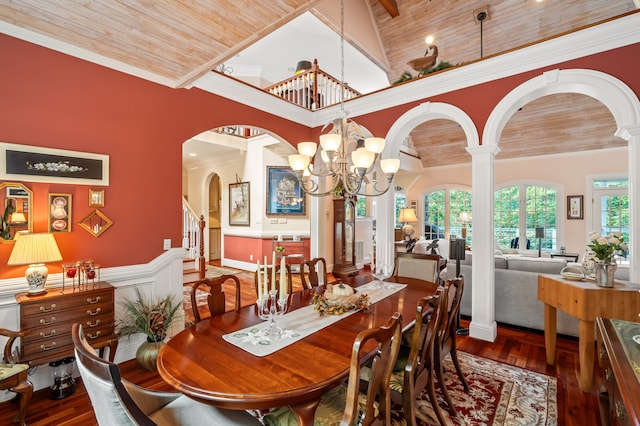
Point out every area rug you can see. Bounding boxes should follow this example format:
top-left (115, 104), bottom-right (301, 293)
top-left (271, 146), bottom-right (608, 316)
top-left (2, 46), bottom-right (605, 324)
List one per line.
top-left (390, 351), bottom-right (559, 425)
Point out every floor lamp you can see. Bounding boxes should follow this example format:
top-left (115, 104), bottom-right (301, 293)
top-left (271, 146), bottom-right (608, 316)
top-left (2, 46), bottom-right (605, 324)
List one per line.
top-left (449, 237), bottom-right (468, 335)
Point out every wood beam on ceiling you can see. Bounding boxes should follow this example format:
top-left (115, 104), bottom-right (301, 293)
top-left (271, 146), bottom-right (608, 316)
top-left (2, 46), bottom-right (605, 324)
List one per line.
top-left (378, 0), bottom-right (399, 17)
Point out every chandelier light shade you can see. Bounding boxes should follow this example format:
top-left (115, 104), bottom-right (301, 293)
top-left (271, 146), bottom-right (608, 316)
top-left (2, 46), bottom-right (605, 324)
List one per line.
top-left (8, 233), bottom-right (63, 296)
top-left (287, 0), bottom-right (400, 198)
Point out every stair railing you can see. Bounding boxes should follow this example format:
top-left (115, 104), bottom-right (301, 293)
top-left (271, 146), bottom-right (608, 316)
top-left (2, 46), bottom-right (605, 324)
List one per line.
top-left (182, 198), bottom-right (206, 278)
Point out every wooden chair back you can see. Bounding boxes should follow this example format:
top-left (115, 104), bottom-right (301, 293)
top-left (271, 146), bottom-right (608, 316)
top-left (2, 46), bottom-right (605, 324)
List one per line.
top-left (393, 252), bottom-right (442, 283)
top-left (402, 289), bottom-right (447, 426)
top-left (190, 274), bottom-right (241, 323)
top-left (300, 257), bottom-right (328, 289)
top-left (72, 323), bottom-right (155, 425)
top-left (254, 264), bottom-right (293, 297)
top-left (0, 328), bottom-right (32, 426)
top-left (434, 276), bottom-right (469, 416)
top-left (342, 312), bottom-right (403, 426)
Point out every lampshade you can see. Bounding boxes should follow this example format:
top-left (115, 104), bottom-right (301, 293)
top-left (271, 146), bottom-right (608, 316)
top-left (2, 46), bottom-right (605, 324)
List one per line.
top-left (8, 233), bottom-right (62, 296)
top-left (535, 227), bottom-right (545, 238)
top-left (398, 208), bottom-right (418, 223)
top-left (458, 212), bottom-right (471, 224)
top-left (294, 60), bottom-right (312, 74)
top-left (10, 212), bottom-right (27, 224)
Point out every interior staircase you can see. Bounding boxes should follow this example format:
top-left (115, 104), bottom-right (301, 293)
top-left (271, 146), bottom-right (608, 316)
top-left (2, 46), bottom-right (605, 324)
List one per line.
top-left (182, 197), bottom-right (206, 286)
top-left (182, 257), bottom-right (202, 285)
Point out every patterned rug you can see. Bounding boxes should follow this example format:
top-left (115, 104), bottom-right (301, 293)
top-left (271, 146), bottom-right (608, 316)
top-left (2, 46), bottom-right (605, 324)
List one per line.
top-left (390, 351), bottom-right (559, 425)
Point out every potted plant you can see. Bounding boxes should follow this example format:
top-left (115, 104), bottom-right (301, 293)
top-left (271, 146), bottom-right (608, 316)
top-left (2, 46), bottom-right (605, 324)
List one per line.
top-left (117, 288), bottom-right (182, 370)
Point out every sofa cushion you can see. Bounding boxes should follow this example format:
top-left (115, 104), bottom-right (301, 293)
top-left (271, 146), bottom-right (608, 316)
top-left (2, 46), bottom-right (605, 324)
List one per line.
top-left (506, 257), bottom-right (566, 274)
top-left (458, 253), bottom-right (507, 269)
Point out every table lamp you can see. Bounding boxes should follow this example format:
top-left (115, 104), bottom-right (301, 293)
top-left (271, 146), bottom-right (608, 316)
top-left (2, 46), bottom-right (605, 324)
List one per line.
top-left (398, 208), bottom-right (418, 241)
top-left (536, 227), bottom-right (544, 257)
top-left (8, 233), bottom-right (63, 296)
top-left (458, 212), bottom-right (471, 241)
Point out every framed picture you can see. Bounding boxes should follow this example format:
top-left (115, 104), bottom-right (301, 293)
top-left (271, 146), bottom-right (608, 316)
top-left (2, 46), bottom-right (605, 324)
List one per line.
top-left (229, 182), bottom-right (250, 226)
top-left (266, 166), bottom-right (306, 216)
top-left (89, 188), bottom-right (105, 207)
top-left (49, 193), bottom-right (72, 233)
top-left (0, 142), bottom-right (109, 185)
top-left (567, 195), bottom-right (583, 220)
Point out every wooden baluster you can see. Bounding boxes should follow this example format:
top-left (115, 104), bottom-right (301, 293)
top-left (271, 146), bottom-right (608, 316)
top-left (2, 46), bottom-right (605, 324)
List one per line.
top-left (198, 215), bottom-right (206, 279)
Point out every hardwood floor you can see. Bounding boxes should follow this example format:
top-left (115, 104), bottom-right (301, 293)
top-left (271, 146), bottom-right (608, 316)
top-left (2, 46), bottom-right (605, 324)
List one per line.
top-left (0, 265), bottom-right (603, 425)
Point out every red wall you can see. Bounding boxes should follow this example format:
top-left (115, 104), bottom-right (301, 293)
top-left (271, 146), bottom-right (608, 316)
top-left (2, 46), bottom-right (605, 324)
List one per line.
top-left (0, 35), bottom-right (312, 278)
top-left (2, 33), bottom-right (638, 279)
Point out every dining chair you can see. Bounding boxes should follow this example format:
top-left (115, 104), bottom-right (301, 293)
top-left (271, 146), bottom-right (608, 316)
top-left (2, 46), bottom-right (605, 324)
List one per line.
top-left (190, 274), bottom-right (241, 323)
top-left (300, 257), bottom-right (328, 289)
top-left (385, 289), bottom-right (447, 426)
top-left (394, 252), bottom-right (442, 283)
top-left (434, 276), bottom-right (469, 416)
top-left (254, 263), bottom-right (293, 296)
top-left (0, 328), bottom-right (32, 426)
top-left (72, 323), bottom-right (261, 425)
top-left (263, 312), bottom-right (403, 426)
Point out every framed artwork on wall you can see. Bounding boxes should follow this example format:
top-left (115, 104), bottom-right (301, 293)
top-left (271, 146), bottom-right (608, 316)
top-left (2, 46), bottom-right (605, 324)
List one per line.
top-left (49, 193), bottom-right (72, 232)
top-left (567, 195), bottom-right (583, 220)
top-left (266, 166), bottom-right (306, 216)
top-left (0, 142), bottom-right (109, 185)
top-left (89, 188), bottom-right (105, 207)
top-left (229, 182), bottom-right (250, 226)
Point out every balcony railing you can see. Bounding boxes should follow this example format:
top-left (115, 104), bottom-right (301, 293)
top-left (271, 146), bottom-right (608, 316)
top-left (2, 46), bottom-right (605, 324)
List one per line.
top-left (264, 59), bottom-right (361, 110)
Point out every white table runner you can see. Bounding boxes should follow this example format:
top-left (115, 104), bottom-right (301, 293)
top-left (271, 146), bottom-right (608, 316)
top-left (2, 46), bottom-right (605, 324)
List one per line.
top-left (222, 281), bottom-right (407, 357)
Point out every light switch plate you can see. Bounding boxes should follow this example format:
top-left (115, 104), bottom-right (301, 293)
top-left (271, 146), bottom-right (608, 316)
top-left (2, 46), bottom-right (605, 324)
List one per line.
top-left (163, 239), bottom-right (171, 250)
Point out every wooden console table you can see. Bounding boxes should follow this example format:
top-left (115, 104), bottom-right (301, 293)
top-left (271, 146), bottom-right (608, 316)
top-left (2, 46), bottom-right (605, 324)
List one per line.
top-left (596, 318), bottom-right (640, 425)
top-left (537, 275), bottom-right (640, 392)
top-left (16, 282), bottom-right (118, 366)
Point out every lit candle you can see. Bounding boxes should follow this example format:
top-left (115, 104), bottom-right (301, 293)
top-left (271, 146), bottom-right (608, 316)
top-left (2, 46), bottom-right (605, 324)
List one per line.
top-left (257, 261), bottom-right (262, 299)
top-left (272, 251), bottom-right (276, 291)
top-left (280, 256), bottom-right (286, 298)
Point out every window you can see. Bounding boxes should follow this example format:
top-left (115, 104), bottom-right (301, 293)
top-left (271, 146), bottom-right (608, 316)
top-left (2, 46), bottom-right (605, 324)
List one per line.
top-left (394, 191), bottom-right (407, 228)
top-left (494, 184), bottom-right (557, 251)
top-left (355, 197), bottom-right (366, 217)
top-left (592, 178), bottom-right (629, 260)
top-left (422, 188), bottom-right (471, 242)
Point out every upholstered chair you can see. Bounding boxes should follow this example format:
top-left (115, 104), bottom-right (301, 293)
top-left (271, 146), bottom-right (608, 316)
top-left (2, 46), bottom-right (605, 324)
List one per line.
top-left (394, 252), bottom-right (442, 283)
top-left (0, 328), bottom-right (32, 426)
top-left (72, 323), bottom-right (260, 425)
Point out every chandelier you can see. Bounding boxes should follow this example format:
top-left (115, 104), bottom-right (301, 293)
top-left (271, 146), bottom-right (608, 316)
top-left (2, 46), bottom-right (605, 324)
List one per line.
top-left (287, 0), bottom-right (400, 197)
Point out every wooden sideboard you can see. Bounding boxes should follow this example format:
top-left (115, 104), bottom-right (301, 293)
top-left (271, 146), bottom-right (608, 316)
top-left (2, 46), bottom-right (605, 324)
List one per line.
top-left (16, 282), bottom-right (118, 365)
top-left (596, 318), bottom-right (640, 426)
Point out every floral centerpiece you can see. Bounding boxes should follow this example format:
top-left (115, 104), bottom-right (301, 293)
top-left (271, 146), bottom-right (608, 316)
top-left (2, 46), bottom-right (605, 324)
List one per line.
top-left (313, 283), bottom-right (370, 316)
top-left (117, 288), bottom-right (182, 370)
top-left (586, 231), bottom-right (627, 264)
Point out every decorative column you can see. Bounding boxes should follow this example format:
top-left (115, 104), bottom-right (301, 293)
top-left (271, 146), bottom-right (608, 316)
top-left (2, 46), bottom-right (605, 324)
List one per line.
top-left (467, 144), bottom-right (500, 342)
top-left (616, 125), bottom-right (640, 283)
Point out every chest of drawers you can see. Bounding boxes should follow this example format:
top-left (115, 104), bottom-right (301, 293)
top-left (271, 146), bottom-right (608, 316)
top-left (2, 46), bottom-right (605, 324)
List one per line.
top-left (16, 282), bottom-right (118, 365)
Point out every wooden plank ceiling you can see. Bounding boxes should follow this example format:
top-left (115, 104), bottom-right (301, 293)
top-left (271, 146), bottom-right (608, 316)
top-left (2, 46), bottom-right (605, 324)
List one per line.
top-left (0, 0), bottom-right (636, 168)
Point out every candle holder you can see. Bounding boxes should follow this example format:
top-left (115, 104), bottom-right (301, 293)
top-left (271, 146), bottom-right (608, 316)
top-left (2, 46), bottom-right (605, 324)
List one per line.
top-left (256, 290), bottom-right (289, 341)
top-left (62, 263), bottom-right (80, 292)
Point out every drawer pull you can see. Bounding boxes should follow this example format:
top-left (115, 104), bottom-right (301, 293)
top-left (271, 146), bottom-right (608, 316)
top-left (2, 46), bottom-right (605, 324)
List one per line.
top-left (40, 342), bottom-right (56, 351)
top-left (87, 331), bottom-right (101, 339)
top-left (87, 296), bottom-right (101, 304)
top-left (615, 401), bottom-right (626, 419)
top-left (40, 317), bottom-right (56, 325)
top-left (87, 308), bottom-right (101, 316)
top-left (39, 304), bottom-right (56, 312)
top-left (598, 348), bottom-right (607, 360)
top-left (39, 330), bottom-right (56, 338)
top-left (86, 319), bottom-right (101, 327)
top-left (605, 368), bottom-right (613, 382)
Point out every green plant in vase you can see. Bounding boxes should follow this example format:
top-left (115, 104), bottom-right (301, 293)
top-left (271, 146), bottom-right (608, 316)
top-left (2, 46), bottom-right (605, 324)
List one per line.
top-left (117, 288), bottom-right (181, 370)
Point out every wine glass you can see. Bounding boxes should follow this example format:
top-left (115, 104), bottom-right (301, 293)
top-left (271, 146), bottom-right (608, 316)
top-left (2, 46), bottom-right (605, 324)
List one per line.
top-left (372, 262), bottom-right (391, 285)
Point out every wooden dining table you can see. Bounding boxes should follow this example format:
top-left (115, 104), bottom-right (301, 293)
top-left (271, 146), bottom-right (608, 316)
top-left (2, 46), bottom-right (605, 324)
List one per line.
top-left (157, 275), bottom-right (438, 425)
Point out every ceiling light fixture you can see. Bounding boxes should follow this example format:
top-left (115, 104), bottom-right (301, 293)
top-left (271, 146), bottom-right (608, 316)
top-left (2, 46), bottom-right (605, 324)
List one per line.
top-left (288, 0), bottom-right (400, 197)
